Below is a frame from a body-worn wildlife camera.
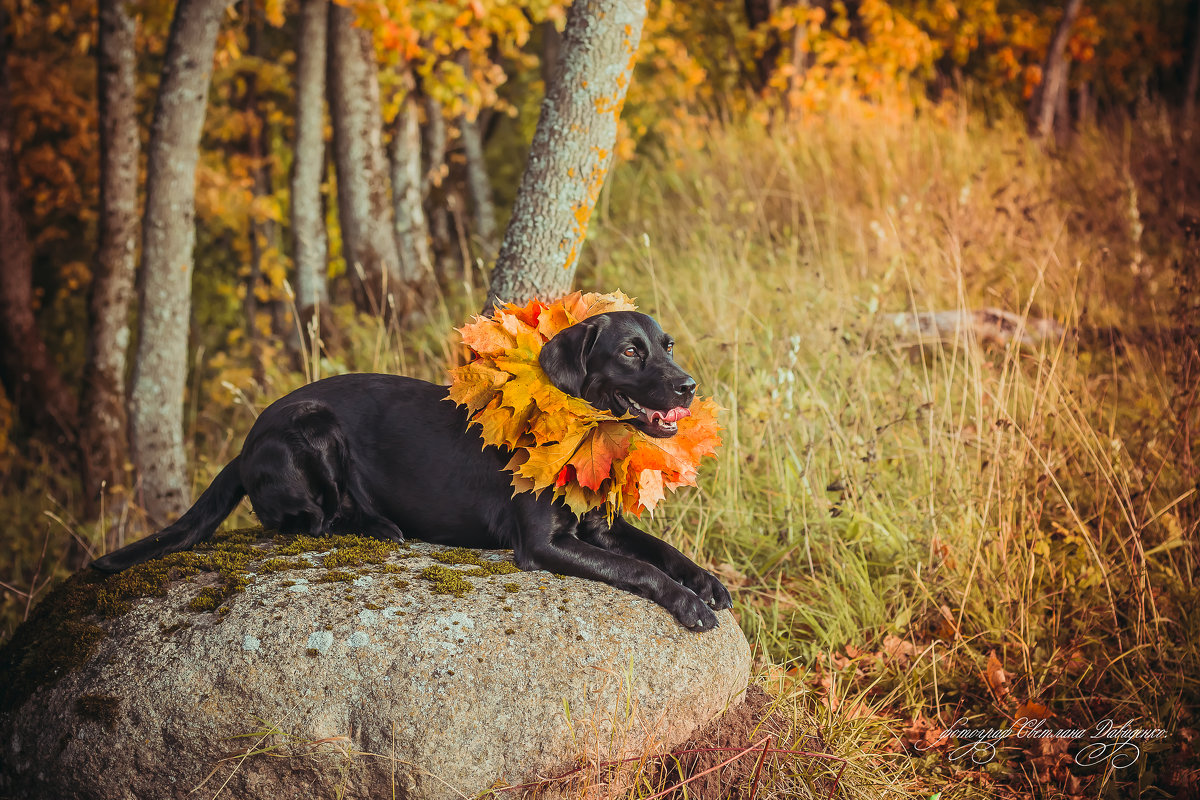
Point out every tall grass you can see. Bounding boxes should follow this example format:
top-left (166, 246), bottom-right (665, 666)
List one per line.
top-left (574, 102), bottom-right (1199, 796)
top-left (2, 101), bottom-right (1197, 796)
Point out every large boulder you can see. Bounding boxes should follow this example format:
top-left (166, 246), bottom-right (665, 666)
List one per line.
top-left (0, 529), bottom-right (750, 799)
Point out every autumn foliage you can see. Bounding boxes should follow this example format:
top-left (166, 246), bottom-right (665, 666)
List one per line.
top-left (448, 291), bottom-right (722, 516)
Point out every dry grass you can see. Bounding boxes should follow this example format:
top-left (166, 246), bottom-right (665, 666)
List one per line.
top-left (3, 100), bottom-right (1198, 798)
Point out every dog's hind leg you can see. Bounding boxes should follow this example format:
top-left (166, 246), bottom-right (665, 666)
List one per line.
top-left (332, 462), bottom-right (404, 542)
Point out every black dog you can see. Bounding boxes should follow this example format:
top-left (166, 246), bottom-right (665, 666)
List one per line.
top-left (91, 311), bottom-right (732, 630)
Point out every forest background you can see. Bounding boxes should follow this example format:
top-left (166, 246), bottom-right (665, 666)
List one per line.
top-left (2, 0), bottom-right (1199, 797)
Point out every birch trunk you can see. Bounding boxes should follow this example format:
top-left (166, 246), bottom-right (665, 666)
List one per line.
top-left (327, 4), bottom-right (408, 313)
top-left (128, 0), bottom-right (225, 525)
top-left (0, 27), bottom-right (78, 444)
top-left (486, 0), bottom-right (648, 308)
top-left (80, 0), bottom-right (139, 519)
top-left (1028, 0), bottom-right (1083, 140)
top-left (290, 0), bottom-right (329, 343)
top-left (389, 63), bottom-right (432, 282)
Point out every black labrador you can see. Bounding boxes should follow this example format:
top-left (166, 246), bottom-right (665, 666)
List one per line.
top-left (91, 311), bottom-right (732, 631)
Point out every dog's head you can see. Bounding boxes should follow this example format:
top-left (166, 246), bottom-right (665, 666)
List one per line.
top-left (538, 311), bottom-right (697, 438)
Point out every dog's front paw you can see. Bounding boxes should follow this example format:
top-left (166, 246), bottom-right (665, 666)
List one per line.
top-left (664, 587), bottom-right (720, 632)
top-left (681, 569), bottom-right (733, 611)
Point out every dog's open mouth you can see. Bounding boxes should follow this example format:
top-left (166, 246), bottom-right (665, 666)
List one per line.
top-left (617, 392), bottom-right (691, 437)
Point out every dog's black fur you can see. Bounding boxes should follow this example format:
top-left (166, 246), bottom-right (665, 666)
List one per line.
top-left (91, 311), bottom-right (732, 630)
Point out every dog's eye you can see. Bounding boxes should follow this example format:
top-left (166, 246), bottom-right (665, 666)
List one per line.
top-left (665, 342), bottom-right (674, 353)
top-left (623, 346), bottom-right (638, 358)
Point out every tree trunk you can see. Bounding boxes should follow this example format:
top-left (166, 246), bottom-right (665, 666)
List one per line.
top-left (0, 31), bottom-right (78, 446)
top-left (459, 111), bottom-right (497, 250)
top-left (1054, 74), bottom-right (1071, 146)
top-left (1076, 80), bottom-right (1091, 130)
top-left (541, 20), bottom-right (562, 89)
top-left (290, 0), bottom-right (329, 341)
top-left (389, 62), bottom-right (433, 283)
top-left (486, 0), bottom-right (648, 309)
top-left (423, 94), bottom-right (451, 258)
top-left (456, 46), bottom-right (496, 252)
top-left (327, 3), bottom-right (410, 314)
top-left (128, 0), bottom-right (225, 526)
top-left (80, 0), bottom-right (140, 521)
top-left (1028, 0), bottom-right (1083, 140)
top-left (245, 0), bottom-right (275, 386)
top-left (1184, 0), bottom-right (1200, 133)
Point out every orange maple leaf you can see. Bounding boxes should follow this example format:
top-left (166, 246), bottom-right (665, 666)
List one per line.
top-left (446, 363), bottom-right (509, 413)
top-left (459, 316), bottom-right (515, 356)
top-left (569, 422), bottom-right (634, 491)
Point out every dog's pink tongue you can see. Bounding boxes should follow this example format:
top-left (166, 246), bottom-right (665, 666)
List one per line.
top-left (661, 407), bottom-right (691, 423)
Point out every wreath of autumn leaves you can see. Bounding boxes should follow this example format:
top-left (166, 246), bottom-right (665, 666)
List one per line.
top-left (447, 291), bottom-right (722, 516)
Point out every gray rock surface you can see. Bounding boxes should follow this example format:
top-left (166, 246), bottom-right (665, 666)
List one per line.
top-left (0, 537), bottom-right (750, 799)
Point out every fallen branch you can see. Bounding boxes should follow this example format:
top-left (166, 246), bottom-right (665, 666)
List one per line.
top-left (884, 308), bottom-right (1064, 348)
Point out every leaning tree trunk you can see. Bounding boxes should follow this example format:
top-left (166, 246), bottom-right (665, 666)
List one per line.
top-left (128, 0), bottom-right (225, 526)
top-left (1028, 0), bottom-right (1083, 140)
top-left (0, 35), bottom-right (78, 446)
top-left (327, 3), bottom-right (411, 314)
top-left (486, 0), bottom-right (648, 309)
top-left (290, 0), bottom-right (329, 329)
top-left (80, 0), bottom-right (140, 522)
top-left (389, 61), bottom-right (433, 283)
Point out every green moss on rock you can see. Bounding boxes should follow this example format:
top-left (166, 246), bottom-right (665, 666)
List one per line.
top-left (321, 537), bottom-right (401, 569)
top-left (317, 570), bottom-right (358, 583)
top-left (187, 587), bottom-right (224, 613)
top-left (0, 530), bottom-right (522, 717)
top-left (419, 565), bottom-right (474, 597)
top-left (430, 548), bottom-right (519, 574)
top-left (259, 557), bottom-right (313, 573)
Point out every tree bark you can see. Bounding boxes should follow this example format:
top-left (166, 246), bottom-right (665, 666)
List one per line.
top-left (0, 29), bottom-right (79, 445)
top-left (327, 3), bottom-right (410, 313)
top-left (291, 0), bottom-right (329, 323)
top-left (80, 0), bottom-right (140, 520)
top-left (1028, 0), bottom-right (1083, 140)
top-left (459, 111), bottom-right (497, 249)
top-left (541, 20), bottom-right (562, 88)
top-left (389, 62), bottom-right (433, 283)
top-left (245, 0), bottom-right (276, 386)
top-left (456, 46), bottom-right (496, 251)
top-left (486, 0), bottom-right (648, 309)
top-left (423, 94), bottom-right (451, 257)
top-left (128, 0), bottom-right (225, 525)
top-left (1076, 80), bottom-right (1091, 130)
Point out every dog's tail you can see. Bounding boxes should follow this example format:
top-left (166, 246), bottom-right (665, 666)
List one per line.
top-left (90, 456), bottom-right (246, 573)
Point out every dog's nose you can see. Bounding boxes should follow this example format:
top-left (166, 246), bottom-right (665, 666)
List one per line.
top-left (675, 377), bottom-right (697, 399)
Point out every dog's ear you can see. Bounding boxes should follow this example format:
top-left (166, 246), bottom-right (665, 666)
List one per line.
top-left (539, 316), bottom-right (607, 397)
